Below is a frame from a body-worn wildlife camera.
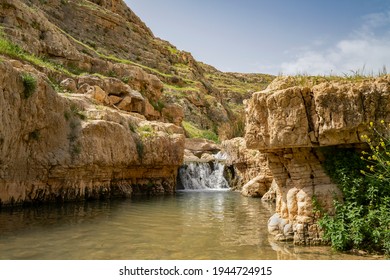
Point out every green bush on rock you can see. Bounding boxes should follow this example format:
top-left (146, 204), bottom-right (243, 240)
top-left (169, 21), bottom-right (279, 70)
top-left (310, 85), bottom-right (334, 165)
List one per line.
top-left (319, 123), bottom-right (390, 256)
top-left (21, 73), bottom-right (37, 98)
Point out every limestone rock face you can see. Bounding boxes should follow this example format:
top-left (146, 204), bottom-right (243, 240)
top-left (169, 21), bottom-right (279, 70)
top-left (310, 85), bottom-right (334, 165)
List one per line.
top-left (246, 76), bottom-right (390, 150)
top-left (162, 104), bottom-right (185, 126)
top-left (184, 138), bottom-right (220, 160)
top-left (244, 76), bottom-right (390, 244)
top-left (222, 137), bottom-right (273, 194)
top-left (0, 60), bottom-right (184, 207)
top-left (241, 175), bottom-right (269, 198)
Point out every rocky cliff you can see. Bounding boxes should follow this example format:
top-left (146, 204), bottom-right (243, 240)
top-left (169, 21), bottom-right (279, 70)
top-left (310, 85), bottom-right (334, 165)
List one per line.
top-left (245, 76), bottom-right (390, 244)
top-left (0, 59), bottom-right (184, 206)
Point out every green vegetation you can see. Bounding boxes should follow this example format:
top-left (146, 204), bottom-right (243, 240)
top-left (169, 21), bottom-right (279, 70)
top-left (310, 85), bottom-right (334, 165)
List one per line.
top-left (319, 123), bottom-right (390, 256)
top-left (121, 76), bottom-right (130, 84)
top-left (150, 100), bottom-right (165, 113)
top-left (182, 121), bottom-right (219, 143)
top-left (167, 46), bottom-right (179, 55)
top-left (163, 83), bottom-right (199, 93)
top-left (77, 0), bottom-right (101, 11)
top-left (284, 67), bottom-right (389, 88)
top-left (107, 70), bottom-right (117, 77)
top-left (0, 29), bottom-right (73, 76)
top-left (202, 63), bottom-right (275, 97)
top-left (54, 25), bottom-right (174, 79)
top-left (137, 125), bottom-right (153, 133)
top-left (21, 73), bottom-right (37, 98)
top-left (70, 104), bottom-right (87, 120)
top-left (231, 116), bottom-right (246, 138)
top-left (136, 124), bottom-right (156, 140)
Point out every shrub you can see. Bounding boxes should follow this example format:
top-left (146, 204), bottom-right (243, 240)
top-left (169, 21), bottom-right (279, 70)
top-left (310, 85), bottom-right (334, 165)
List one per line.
top-left (21, 73), bottom-right (37, 98)
top-left (319, 123), bottom-right (390, 256)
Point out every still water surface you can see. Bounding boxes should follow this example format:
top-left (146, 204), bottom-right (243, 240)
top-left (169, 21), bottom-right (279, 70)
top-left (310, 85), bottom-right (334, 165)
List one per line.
top-left (0, 191), bottom-right (380, 260)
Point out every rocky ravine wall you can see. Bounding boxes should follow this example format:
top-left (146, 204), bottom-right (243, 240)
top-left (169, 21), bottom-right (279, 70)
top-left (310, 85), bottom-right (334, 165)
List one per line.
top-left (0, 60), bottom-right (184, 207)
top-left (245, 76), bottom-right (390, 244)
top-left (221, 137), bottom-right (273, 198)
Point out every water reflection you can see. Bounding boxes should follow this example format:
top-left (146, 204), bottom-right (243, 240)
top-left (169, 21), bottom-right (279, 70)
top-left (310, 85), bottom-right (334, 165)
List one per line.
top-left (0, 192), bottom-right (382, 260)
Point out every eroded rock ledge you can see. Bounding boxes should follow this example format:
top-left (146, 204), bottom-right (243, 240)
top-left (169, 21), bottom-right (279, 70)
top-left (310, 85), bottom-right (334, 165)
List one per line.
top-left (245, 76), bottom-right (390, 244)
top-left (0, 60), bottom-right (184, 207)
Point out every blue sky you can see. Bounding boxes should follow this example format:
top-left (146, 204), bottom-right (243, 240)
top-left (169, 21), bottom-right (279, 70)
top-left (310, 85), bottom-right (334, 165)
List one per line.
top-left (124, 0), bottom-right (390, 75)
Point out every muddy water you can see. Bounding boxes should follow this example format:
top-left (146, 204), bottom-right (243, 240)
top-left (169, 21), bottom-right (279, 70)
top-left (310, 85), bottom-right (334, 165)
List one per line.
top-left (0, 191), bottom-right (381, 260)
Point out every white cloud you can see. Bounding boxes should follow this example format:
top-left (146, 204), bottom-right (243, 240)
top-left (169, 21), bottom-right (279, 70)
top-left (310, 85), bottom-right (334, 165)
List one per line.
top-left (281, 11), bottom-right (390, 75)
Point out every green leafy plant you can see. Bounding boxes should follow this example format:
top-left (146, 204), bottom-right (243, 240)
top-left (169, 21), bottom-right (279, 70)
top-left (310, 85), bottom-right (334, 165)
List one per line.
top-left (319, 123), bottom-right (390, 256)
top-left (21, 73), bottom-right (37, 98)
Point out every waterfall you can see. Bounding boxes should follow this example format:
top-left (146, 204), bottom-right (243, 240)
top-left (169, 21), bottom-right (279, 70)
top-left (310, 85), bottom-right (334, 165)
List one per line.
top-left (178, 152), bottom-right (229, 190)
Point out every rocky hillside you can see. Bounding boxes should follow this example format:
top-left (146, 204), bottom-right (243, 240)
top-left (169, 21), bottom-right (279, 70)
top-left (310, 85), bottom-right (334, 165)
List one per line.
top-left (244, 75), bottom-right (390, 244)
top-left (0, 0), bottom-right (274, 142)
top-left (0, 0), bottom-right (273, 206)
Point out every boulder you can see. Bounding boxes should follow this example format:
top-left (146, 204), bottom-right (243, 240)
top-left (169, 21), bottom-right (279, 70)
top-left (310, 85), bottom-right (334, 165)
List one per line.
top-left (60, 78), bottom-right (77, 92)
top-left (184, 138), bottom-right (219, 158)
top-left (103, 77), bottom-right (130, 96)
top-left (87, 86), bottom-right (111, 105)
top-left (162, 103), bottom-right (184, 126)
top-left (78, 75), bottom-right (104, 89)
top-left (108, 95), bottom-right (123, 105)
top-left (241, 175), bottom-right (269, 197)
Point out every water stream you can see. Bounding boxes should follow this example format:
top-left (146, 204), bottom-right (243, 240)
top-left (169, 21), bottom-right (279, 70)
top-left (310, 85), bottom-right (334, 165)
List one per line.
top-left (0, 192), bottom-right (381, 260)
top-left (0, 156), bottom-right (383, 260)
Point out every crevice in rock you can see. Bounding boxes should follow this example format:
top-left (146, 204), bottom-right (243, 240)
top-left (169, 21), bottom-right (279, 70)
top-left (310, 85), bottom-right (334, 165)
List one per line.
top-left (299, 89), bottom-right (318, 144)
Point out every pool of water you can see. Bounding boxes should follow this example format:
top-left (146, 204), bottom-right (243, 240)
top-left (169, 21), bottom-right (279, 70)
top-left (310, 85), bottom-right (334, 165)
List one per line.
top-left (0, 191), bottom-right (381, 260)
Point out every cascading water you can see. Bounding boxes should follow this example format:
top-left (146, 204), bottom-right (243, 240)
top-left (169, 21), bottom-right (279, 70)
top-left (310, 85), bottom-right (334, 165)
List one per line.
top-left (178, 152), bottom-right (229, 190)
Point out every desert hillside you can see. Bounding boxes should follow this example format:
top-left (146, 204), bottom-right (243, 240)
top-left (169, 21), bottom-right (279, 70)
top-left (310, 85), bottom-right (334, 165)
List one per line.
top-left (0, 0), bottom-right (274, 142)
